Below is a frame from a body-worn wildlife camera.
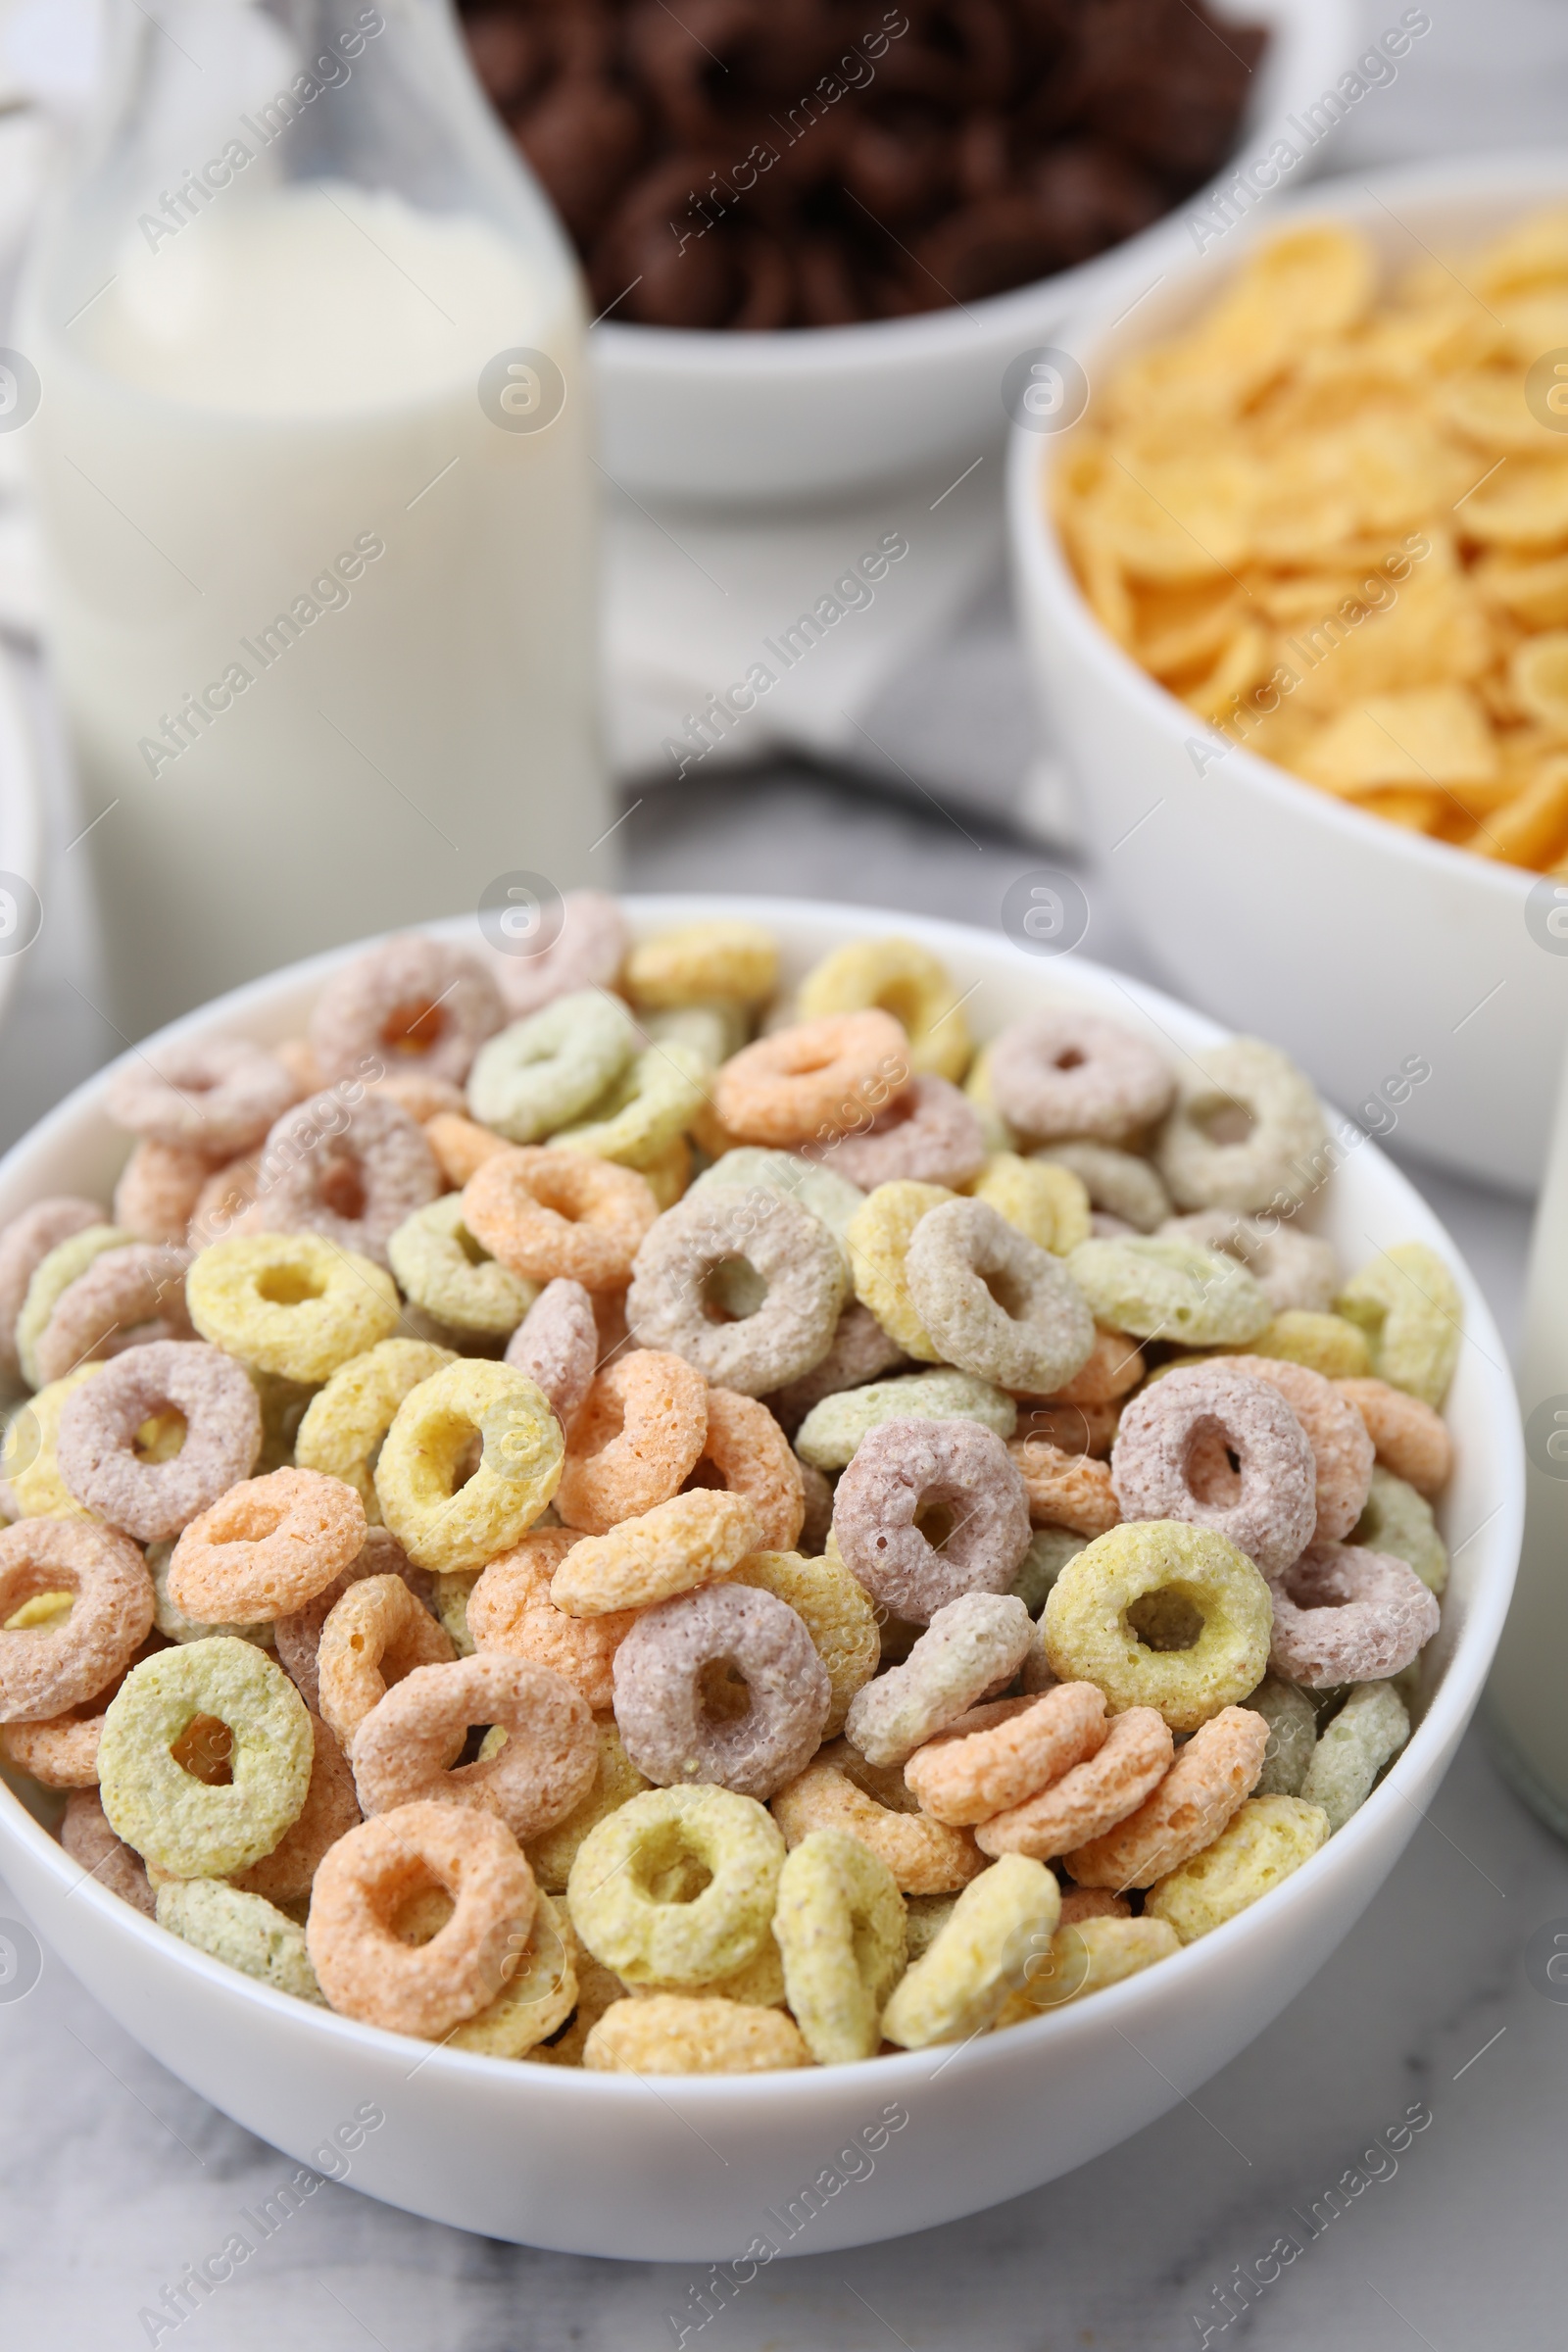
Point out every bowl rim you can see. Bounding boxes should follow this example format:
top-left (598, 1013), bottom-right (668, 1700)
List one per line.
top-left (0, 894), bottom-right (1524, 2109)
top-left (590, 0), bottom-right (1348, 381)
top-left (1006, 145), bottom-right (1568, 905)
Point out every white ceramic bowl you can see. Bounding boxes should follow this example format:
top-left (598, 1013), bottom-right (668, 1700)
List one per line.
top-left (0, 896), bottom-right (1522, 2259)
top-left (1009, 150), bottom-right (1568, 1197)
top-left (594, 0), bottom-right (1351, 502)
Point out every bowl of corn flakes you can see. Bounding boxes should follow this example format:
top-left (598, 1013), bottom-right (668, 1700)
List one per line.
top-left (1010, 152), bottom-right (1568, 1193)
top-left (0, 895), bottom-right (1521, 2256)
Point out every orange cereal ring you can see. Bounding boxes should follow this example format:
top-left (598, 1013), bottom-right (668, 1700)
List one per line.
top-left (1008, 1435), bottom-right (1121, 1536)
top-left (903, 1682), bottom-right (1108, 1826)
top-left (555, 1351), bottom-right (709, 1535)
top-left (2, 1707), bottom-right (108, 1788)
top-left (187, 1155), bottom-right (262, 1250)
top-left (230, 1710), bottom-right (361, 1904)
top-left (1045, 1326), bottom-right (1146, 1406)
top-left (463, 1148), bottom-right (659, 1292)
top-left (168, 1466), bottom-right (368, 1624)
top-left (975, 1706), bottom-right (1174, 1859)
top-left (0, 1520), bottom-right (153, 1723)
top-left (426, 1111), bottom-right (509, 1188)
top-left (1336, 1376), bottom-right (1453, 1497)
top-left (271, 1526), bottom-right (432, 1714)
top-left (1204, 1353), bottom-right (1374, 1543)
top-left (317, 1571), bottom-right (455, 1751)
top-left (685, 1388), bottom-right (805, 1552)
top-left (1060, 1886), bottom-right (1132, 1925)
top-left (306, 1798), bottom-right (537, 2039)
top-left (713, 1011), bottom-right (909, 1148)
top-left (1064, 1704), bottom-right (1267, 1889)
top-left (366, 1072), bottom-right (466, 1123)
top-left (350, 1653), bottom-right (597, 1840)
top-left (770, 1752), bottom-right (986, 1894)
top-left (60, 1786), bottom-right (156, 1915)
top-left (114, 1141), bottom-right (220, 1245)
top-left (550, 1490), bottom-right (760, 1618)
top-left (466, 1529), bottom-right (636, 1712)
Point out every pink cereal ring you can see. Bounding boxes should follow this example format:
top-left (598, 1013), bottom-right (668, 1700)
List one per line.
top-left (230, 1709), bottom-right (362, 1904)
top-left (714, 1011), bottom-right (910, 1149)
top-left (832, 1416), bottom-right (1032, 1624)
top-left (105, 1036), bottom-right (298, 1156)
top-left (55, 1341), bottom-right (263, 1542)
top-left (505, 1278), bottom-right (599, 1429)
top-left (466, 1528), bottom-right (637, 1713)
top-left (168, 1466), bottom-right (368, 1625)
top-left (987, 1009), bottom-right (1174, 1144)
top-left (32, 1242), bottom-right (196, 1388)
top-left (306, 1798), bottom-right (537, 2039)
top-left (1205, 1354), bottom-right (1374, 1542)
top-left (61, 1786), bottom-right (155, 1915)
top-left (804, 1075), bottom-right (986, 1190)
top-left (555, 1350), bottom-right (709, 1535)
top-left (463, 1148), bottom-right (660, 1292)
top-left (493, 889), bottom-right (630, 1017)
top-left (1110, 1364), bottom-right (1317, 1577)
top-left (253, 1093), bottom-right (441, 1267)
top-left (904, 1681), bottom-right (1109, 1825)
top-left (0, 1519), bottom-right (153, 1723)
top-left (350, 1652), bottom-right (597, 1840)
top-left (1267, 1541), bottom-right (1440, 1688)
top-left (613, 1582), bottom-right (831, 1799)
top-left (309, 933), bottom-right (504, 1086)
top-left (975, 1705), bottom-right (1174, 1858)
top-left (687, 1387), bottom-right (805, 1551)
top-left (0, 1198), bottom-right (104, 1379)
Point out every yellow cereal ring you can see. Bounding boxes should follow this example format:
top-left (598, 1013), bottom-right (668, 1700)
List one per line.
top-left (386, 1197), bottom-right (538, 1338)
top-left (98, 1636), bottom-right (314, 1878)
top-left (549, 1490), bottom-right (760, 1617)
top-left (621, 1928), bottom-right (787, 2008)
top-left (967, 1153), bottom-right (1092, 1254)
top-left (725, 1547), bottom-right (879, 1739)
top-left (447, 1889), bottom-right (579, 2056)
top-left (1335, 1243), bottom-right (1462, 1408)
top-left (797, 936), bottom-right (971, 1082)
top-left (1246, 1310), bottom-right (1372, 1380)
top-left (622, 919), bottom-right (779, 1009)
top-left (374, 1359), bottom-right (563, 1575)
top-left (773, 1827), bottom-right (906, 2063)
top-left (155, 1879), bottom-right (324, 2003)
top-left (585, 1993), bottom-right (810, 2073)
top-left (844, 1180), bottom-right (955, 1362)
top-left (553, 1043), bottom-right (709, 1169)
top-left (527, 1719), bottom-right (650, 1893)
top-left (962, 1046), bottom-right (1015, 1152)
top-left (187, 1234), bottom-right (400, 1384)
top-left (1145, 1793), bottom-right (1330, 1942)
top-left (995, 1914), bottom-right (1178, 2025)
top-left (2, 1367), bottom-right (103, 1521)
top-left (880, 1852), bottom-right (1059, 2047)
top-left (293, 1338), bottom-right (456, 1520)
top-left (1043, 1521), bottom-right (1272, 1733)
top-left (566, 1784), bottom-right (783, 1985)
top-left (16, 1225), bottom-right (134, 1391)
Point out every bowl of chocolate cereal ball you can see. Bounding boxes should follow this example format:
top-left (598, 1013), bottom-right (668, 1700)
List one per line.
top-left (1010, 150), bottom-right (1568, 1192)
top-left (455, 0), bottom-right (1355, 497)
top-left (0, 895), bottom-right (1520, 2256)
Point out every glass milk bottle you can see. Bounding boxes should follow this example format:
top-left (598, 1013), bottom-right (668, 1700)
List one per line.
top-left (20, 0), bottom-right (609, 1039)
top-left (1489, 1033), bottom-right (1568, 1836)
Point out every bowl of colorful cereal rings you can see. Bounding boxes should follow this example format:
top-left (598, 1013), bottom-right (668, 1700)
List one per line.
top-left (0, 895), bottom-right (1520, 2257)
top-left (1009, 150), bottom-right (1568, 1193)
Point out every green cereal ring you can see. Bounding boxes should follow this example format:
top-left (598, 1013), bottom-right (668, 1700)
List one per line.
top-left (553, 1042), bottom-right (708, 1168)
top-left (1043, 1521), bottom-right (1273, 1734)
top-left (962, 1047), bottom-right (1015, 1153)
top-left (1066, 1235), bottom-right (1271, 1348)
top-left (1299, 1680), bottom-right (1409, 1831)
top-left (1010, 1525), bottom-right (1088, 1616)
top-left (1246, 1310), bottom-right (1371, 1380)
top-left (773, 1827), bottom-right (906, 2064)
top-left (448, 1890), bottom-right (578, 2055)
top-left (795, 1368), bottom-right (1015, 1471)
top-left (1145, 1794), bottom-right (1330, 1942)
top-left (98, 1637), bottom-right (313, 1878)
top-left (294, 1338), bottom-right (456, 1519)
top-left (146, 1539), bottom-right (273, 1649)
top-left (1033, 1142), bottom-right (1170, 1233)
top-left (905, 1892), bottom-right (956, 1963)
top-left (435, 1569), bottom-right (479, 1656)
top-left (466, 990), bottom-right (637, 1145)
top-left (640, 1001), bottom-right (749, 1067)
top-left (155, 1878), bottom-right (324, 2003)
top-left (1336, 1243), bottom-right (1462, 1408)
top-left (1155, 1037), bottom-right (1327, 1214)
top-left (1350, 1466), bottom-right (1447, 1594)
top-left (387, 1197), bottom-right (538, 1339)
top-left (969, 1153), bottom-right (1091, 1254)
top-left (374, 1359), bottom-right (563, 1575)
top-left (528, 1719), bottom-right (650, 1893)
top-left (880, 1852), bottom-right (1058, 2047)
top-left (693, 1148), bottom-right (864, 1317)
top-left (845, 1180), bottom-right (955, 1362)
top-left (187, 1234), bottom-right (401, 1385)
top-left (1247, 1674), bottom-right (1317, 1796)
top-left (17, 1226), bottom-right (134, 1390)
top-left (566, 1784), bottom-right (784, 1986)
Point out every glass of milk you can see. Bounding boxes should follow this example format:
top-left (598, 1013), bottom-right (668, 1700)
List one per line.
top-left (19, 0), bottom-right (611, 1038)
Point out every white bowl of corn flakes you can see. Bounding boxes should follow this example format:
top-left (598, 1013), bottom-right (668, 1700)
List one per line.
top-left (1010, 152), bottom-right (1568, 1193)
top-left (0, 897), bottom-right (1521, 2257)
